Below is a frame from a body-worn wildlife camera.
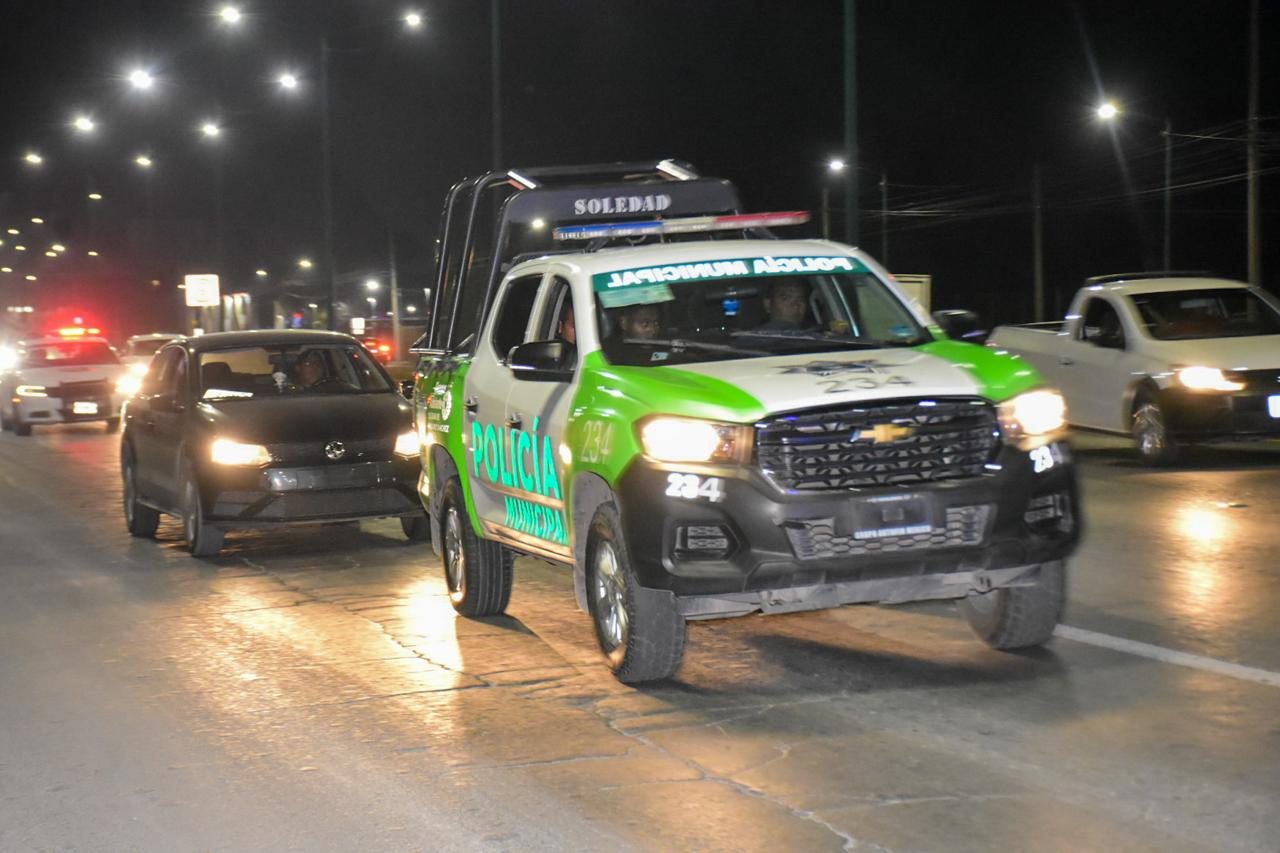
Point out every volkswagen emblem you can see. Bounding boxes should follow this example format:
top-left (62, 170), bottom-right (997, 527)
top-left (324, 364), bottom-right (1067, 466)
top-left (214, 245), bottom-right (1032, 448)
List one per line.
top-left (324, 441), bottom-right (347, 461)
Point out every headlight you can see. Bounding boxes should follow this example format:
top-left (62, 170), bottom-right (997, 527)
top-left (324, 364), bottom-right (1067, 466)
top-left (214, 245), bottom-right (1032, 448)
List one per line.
top-left (16, 384), bottom-right (47, 398)
top-left (393, 430), bottom-right (420, 457)
top-left (115, 374), bottom-right (143, 397)
top-left (210, 438), bottom-right (272, 467)
top-left (639, 417), bottom-right (753, 464)
top-left (998, 389), bottom-right (1067, 446)
top-left (1176, 366), bottom-right (1244, 392)
top-left (0, 347), bottom-right (17, 371)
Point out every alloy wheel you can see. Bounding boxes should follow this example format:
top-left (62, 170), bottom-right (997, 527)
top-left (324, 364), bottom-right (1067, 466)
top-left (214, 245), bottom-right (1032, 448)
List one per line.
top-left (444, 506), bottom-right (465, 601)
top-left (592, 541), bottom-right (629, 652)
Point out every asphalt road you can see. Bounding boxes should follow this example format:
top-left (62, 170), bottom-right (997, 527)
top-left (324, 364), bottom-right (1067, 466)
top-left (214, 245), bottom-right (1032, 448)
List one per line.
top-left (2, 425), bottom-right (1278, 852)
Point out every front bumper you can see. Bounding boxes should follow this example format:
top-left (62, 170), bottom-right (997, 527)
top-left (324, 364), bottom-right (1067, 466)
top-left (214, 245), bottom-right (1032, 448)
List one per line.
top-left (201, 456), bottom-right (421, 527)
top-left (614, 441), bottom-right (1079, 613)
top-left (1158, 385), bottom-right (1280, 440)
top-left (12, 394), bottom-right (121, 424)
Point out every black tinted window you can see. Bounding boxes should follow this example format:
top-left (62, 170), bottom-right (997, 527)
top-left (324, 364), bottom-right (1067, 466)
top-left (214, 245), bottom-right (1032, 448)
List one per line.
top-left (491, 274), bottom-right (543, 360)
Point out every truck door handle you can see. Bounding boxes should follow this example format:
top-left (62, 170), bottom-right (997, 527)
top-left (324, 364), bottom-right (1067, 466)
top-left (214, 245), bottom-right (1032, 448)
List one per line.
top-left (463, 396), bottom-right (478, 412)
top-left (505, 413), bottom-right (523, 429)
top-left (1058, 356), bottom-right (1075, 366)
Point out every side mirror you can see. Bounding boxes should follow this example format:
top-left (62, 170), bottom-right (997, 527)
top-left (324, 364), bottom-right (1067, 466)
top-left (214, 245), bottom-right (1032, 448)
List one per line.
top-left (399, 379), bottom-right (415, 400)
top-left (152, 393), bottom-right (186, 414)
top-left (508, 340), bottom-right (574, 383)
top-left (932, 309), bottom-right (987, 343)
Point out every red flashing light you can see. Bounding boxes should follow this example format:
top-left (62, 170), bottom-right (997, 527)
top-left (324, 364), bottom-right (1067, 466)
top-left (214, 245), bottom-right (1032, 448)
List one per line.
top-left (57, 326), bottom-right (101, 337)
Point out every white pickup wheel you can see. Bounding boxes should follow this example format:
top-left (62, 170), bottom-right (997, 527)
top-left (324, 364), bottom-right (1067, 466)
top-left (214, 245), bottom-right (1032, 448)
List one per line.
top-left (1132, 396), bottom-right (1181, 466)
top-left (586, 502), bottom-right (686, 683)
top-left (439, 479), bottom-right (512, 616)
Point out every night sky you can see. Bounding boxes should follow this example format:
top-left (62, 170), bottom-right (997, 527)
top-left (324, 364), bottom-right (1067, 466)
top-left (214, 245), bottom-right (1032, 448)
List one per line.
top-left (0, 0), bottom-right (1276, 337)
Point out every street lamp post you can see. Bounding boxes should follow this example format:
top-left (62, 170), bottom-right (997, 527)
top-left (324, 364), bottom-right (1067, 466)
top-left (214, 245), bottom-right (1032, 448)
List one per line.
top-left (1096, 101), bottom-right (1174, 270)
top-left (821, 159), bottom-right (846, 240)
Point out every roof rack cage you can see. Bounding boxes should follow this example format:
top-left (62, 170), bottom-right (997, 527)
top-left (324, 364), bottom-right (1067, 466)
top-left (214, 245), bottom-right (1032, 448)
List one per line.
top-left (418, 159), bottom-right (752, 356)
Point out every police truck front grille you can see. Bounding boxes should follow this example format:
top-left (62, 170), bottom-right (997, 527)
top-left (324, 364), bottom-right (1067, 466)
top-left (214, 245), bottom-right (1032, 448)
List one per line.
top-left (784, 505), bottom-right (992, 560)
top-left (756, 398), bottom-right (999, 490)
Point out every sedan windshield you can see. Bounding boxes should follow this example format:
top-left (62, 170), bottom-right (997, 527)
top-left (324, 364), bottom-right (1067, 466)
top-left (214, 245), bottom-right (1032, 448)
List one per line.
top-left (22, 341), bottom-right (118, 368)
top-left (1130, 288), bottom-right (1280, 340)
top-left (593, 256), bottom-right (928, 367)
top-left (198, 344), bottom-right (392, 399)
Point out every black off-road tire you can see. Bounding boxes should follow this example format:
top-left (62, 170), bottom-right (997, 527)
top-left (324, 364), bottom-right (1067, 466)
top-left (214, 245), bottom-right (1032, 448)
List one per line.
top-left (400, 511), bottom-right (433, 543)
top-left (181, 462), bottom-right (224, 558)
top-left (13, 414), bottom-right (31, 437)
top-left (104, 417), bottom-right (120, 433)
top-left (1132, 395), bottom-right (1181, 466)
top-left (1, 406), bottom-right (10, 431)
top-left (121, 443), bottom-right (160, 538)
top-left (586, 502), bottom-right (686, 683)
top-left (439, 479), bottom-right (512, 616)
top-left (960, 560), bottom-right (1066, 650)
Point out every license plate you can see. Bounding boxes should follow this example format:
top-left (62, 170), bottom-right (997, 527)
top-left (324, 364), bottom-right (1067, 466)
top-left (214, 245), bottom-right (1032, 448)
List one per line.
top-left (1269, 396), bottom-right (1280, 419)
top-left (72, 401), bottom-right (99, 415)
top-left (853, 494), bottom-right (934, 540)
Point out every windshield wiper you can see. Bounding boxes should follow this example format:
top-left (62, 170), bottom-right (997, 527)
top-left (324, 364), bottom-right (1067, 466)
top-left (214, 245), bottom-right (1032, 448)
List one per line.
top-left (728, 331), bottom-right (900, 348)
top-left (622, 338), bottom-right (770, 356)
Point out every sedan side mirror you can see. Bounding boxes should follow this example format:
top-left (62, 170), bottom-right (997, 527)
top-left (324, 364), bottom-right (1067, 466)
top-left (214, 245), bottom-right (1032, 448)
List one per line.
top-left (399, 379), bottom-right (415, 400)
top-left (932, 309), bottom-right (988, 343)
top-left (508, 341), bottom-right (574, 383)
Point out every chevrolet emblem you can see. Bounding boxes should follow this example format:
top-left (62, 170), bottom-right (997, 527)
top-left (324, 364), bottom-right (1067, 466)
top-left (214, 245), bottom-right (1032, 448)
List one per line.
top-left (855, 423), bottom-right (915, 444)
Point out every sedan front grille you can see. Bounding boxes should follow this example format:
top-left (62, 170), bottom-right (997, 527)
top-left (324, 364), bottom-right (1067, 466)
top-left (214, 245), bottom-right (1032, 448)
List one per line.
top-left (52, 379), bottom-right (111, 400)
top-left (756, 397), bottom-right (999, 490)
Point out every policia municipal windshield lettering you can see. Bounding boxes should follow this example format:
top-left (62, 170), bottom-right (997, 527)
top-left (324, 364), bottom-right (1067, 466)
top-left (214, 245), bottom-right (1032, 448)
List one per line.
top-left (471, 416), bottom-right (568, 544)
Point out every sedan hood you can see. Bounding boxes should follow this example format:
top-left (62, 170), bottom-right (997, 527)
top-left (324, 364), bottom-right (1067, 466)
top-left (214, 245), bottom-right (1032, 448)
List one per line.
top-left (197, 392), bottom-right (411, 444)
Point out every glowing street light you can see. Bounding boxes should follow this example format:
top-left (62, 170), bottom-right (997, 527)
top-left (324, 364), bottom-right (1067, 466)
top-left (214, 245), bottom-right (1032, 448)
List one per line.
top-left (23, 152), bottom-right (43, 166)
top-left (128, 69), bottom-right (155, 91)
top-left (72, 115), bottom-right (96, 133)
top-left (24, 275), bottom-right (36, 281)
top-left (406, 304), bottom-right (417, 313)
top-left (14, 245), bottom-right (26, 251)
top-left (365, 278), bottom-right (380, 290)
top-left (404, 11), bottom-right (424, 29)
top-left (51, 244), bottom-right (65, 253)
top-left (45, 250), bottom-right (57, 257)
top-left (1096, 101), bottom-right (1120, 121)
top-left (217, 4), bottom-right (242, 25)
top-left (278, 72), bottom-right (300, 91)
top-left (30, 217), bottom-right (44, 224)
top-left (6, 228), bottom-right (18, 235)
top-left (134, 155), bottom-right (153, 168)
top-left (87, 192), bottom-right (103, 201)
top-left (297, 257), bottom-right (313, 269)
top-left (87, 251), bottom-right (100, 257)
top-left (255, 269), bottom-right (268, 277)
top-left (199, 121), bottom-right (221, 138)
top-left (828, 158), bottom-right (847, 173)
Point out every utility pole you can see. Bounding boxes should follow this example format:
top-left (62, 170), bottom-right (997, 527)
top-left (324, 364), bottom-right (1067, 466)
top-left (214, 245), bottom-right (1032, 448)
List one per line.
top-left (1163, 118), bottom-right (1172, 271)
top-left (843, 0), bottom-right (858, 245)
top-left (320, 36), bottom-right (338, 331)
top-left (1246, 0), bottom-right (1261, 285)
top-left (388, 226), bottom-right (401, 363)
top-left (491, 0), bottom-right (502, 170)
top-left (879, 173), bottom-right (888, 263)
top-left (1033, 165), bottom-right (1045, 322)
top-left (820, 185), bottom-right (831, 240)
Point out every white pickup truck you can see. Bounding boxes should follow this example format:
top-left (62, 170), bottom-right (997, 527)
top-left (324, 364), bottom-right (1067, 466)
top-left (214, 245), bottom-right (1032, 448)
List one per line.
top-left (988, 274), bottom-right (1280, 463)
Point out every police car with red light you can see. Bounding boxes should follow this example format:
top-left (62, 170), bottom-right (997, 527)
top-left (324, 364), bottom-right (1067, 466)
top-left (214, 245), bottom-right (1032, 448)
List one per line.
top-left (0, 327), bottom-right (129, 435)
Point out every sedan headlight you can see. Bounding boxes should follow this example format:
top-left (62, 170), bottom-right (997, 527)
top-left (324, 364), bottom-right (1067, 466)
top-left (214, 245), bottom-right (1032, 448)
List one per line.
top-left (15, 384), bottom-right (47, 398)
top-left (115, 374), bottom-right (143, 397)
top-left (128, 362), bottom-right (150, 377)
top-left (1176, 366), bottom-right (1245, 392)
top-left (210, 438), bottom-right (272, 467)
top-left (639, 417), bottom-right (753, 464)
top-left (998, 389), bottom-right (1067, 447)
top-left (393, 430), bottom-right (420, 457)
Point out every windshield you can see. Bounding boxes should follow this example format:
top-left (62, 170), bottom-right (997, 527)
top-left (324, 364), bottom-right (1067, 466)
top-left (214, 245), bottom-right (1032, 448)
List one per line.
top-left (127, 339), bottom-right (170, 357)
top-left (198, 344), bottom-right (393, 399)
top-left (592, 256), bottom-right (928, 366)
top-left (22, 341), bottom-right (118, 368)
top-left (1130, 288), bottom-right (1280, 340)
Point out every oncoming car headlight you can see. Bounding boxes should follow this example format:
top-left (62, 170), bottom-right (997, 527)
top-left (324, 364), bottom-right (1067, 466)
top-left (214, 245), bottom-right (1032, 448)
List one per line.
top-left (639, 417), bottom-right (753, 465)
top-left (393, 430), bottom-right (420, 457)
top-left (115, 374), bottom-right (143, 397)
top-left (210, 438), bottom-right (272, 467)
top-left (1176, 366), bottom-right (1245, 392)
top-left (998, 389), bottom-right (1067, 448)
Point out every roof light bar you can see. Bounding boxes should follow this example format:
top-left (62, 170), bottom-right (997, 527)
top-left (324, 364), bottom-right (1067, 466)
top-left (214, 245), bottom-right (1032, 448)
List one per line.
top-left (656, 159), bottom-right (698, 181)
top-left (507, 170), bottom-right (538, 190)
top-left (553, 210), bottom-right (809, 242)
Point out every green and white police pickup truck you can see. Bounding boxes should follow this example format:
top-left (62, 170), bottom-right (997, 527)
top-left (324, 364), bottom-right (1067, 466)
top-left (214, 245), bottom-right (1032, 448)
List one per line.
top-left (410, 161), bottom-right (1080, 682)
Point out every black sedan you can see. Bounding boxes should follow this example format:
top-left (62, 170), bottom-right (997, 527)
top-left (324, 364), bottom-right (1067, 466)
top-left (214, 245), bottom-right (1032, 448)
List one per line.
top-left (120, 330), bottom-right (429, 557)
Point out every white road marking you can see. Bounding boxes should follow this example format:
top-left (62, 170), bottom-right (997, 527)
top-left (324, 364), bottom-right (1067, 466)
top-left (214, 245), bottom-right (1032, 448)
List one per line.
top-left (1055, 624), bottom-right (1280, 689)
